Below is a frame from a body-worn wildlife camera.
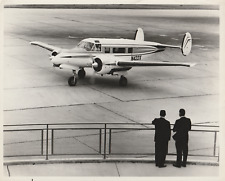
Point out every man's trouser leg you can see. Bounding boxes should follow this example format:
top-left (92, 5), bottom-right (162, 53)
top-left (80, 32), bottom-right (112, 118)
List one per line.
top-left (161, 141), bottom-right (168, 165)
top-left (182, 142), bottom-right (188, 165)
top-left (155, 142), bottom-right (159, 166)
top-left (175, 141), bottom-right (182, 166)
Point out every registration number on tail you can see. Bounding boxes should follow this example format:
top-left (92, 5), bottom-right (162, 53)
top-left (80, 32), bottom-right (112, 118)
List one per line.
top-left (131, 55), bottom-right (142, 61)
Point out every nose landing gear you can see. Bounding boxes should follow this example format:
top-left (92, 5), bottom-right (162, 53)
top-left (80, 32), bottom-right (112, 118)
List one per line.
top-left (68, 70), bottom-right (78, 86)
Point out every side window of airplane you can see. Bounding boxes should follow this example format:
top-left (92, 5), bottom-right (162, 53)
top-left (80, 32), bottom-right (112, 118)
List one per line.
top-left (113, 48), bottom-right (125, 53)
top-left (128, 48), bottom-right (133, 53)
top-left (105, 47), bottom-right (110, 53)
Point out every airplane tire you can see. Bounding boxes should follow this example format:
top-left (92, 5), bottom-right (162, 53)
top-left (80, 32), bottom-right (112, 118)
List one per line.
top-left (119, 76), bottom-right (128, 86)
top-left (68, 76), bottom-right (77, 86)
top-left (78, 69), bottom-right (86, 79)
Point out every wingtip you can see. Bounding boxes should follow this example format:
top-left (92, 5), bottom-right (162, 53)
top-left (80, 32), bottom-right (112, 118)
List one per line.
top-left (30, 41), bottom-right (36, 45)
top-left (189, 63), bottom-right (196, 67)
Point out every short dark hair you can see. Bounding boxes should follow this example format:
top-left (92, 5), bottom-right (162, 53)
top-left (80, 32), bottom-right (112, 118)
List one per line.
top-left (179, 109), bottom-right (185, 116)
top-left (160, 110), bottom-right (166, 117)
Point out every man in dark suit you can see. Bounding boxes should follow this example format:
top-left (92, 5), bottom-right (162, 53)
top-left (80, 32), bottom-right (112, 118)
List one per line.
top-left (173, 109), bottom-right (191, 168)
top-left (152, 110), bottom-right (171, 168)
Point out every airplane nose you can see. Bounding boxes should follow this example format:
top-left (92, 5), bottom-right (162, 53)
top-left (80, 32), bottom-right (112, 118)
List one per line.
top-left (50, 55), bottom-right (61, 66)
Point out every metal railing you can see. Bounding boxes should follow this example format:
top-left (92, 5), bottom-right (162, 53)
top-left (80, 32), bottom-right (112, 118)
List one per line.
top-left (3, 123), bottom-right (219, 161)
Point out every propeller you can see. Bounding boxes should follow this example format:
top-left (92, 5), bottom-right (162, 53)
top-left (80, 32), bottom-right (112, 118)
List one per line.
top-left (92, 58), bottom-right (102, 72)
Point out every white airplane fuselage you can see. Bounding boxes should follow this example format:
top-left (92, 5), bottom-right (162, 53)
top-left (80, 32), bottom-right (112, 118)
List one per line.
top-left (31, 28), bottom-right (192, 86)
top-left (51, 38), bottom-right (166, 72)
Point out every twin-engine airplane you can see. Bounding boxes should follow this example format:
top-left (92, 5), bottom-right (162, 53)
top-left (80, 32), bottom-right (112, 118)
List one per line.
top-left (30, 28), bottom-right (194, 86)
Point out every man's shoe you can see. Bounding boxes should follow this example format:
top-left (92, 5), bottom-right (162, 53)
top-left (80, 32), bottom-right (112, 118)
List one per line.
top-left (158, 165), bottom-right (167, 168)
top-left (181, 163), bottom-right (186, 167)
top-left (173, 163), bottom-right (181, 168)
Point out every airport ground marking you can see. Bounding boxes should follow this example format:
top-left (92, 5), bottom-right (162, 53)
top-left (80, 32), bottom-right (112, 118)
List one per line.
top-left (71, 136), bottom-right (99, 154)
top-left (115, 163), bottom-right (121, 176)
top-left (95, 104), bottom-right (150, 129)
top-left (6, 165), bottom-right (11, 177)
top-left (3, 93), bottom-right (218, 112)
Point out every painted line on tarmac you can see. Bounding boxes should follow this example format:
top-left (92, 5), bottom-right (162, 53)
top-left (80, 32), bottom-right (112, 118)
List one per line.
top-left (3, 93), bottom-right (218, 112)
top-left (95, 104), bottom-right (151, 129)
top-left (6, 165), bottom-right (11, 177)
top-left (3, 102), bottom-right (99, 112)
top-left (194, 45), bottom-right (205, 48)
top-left (124, 93), bottom-right (218, 103)
top-left (193, 121), bottom-right (218, 125)
top-left (72, 136), bottom-right (99, 154)
top-left (115, 163), bottom-right (121, 176)
top-left (89, 87), bottom-right (123, 102)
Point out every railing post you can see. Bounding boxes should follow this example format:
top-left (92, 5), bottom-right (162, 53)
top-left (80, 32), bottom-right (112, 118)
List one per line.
top-left (109, 129), bottom-right (112, 154)
top-left (51, 129), bottom-right (54, 155)
top-left (104, 124), bottom-right (107, 159)
top-left (41, 129), bottom-right (44, 155)
top-left (218, 149), bottom-right (219, 162)
top-left (46, 124), bottom-right (49, 160)
top-left (213, 131), bottom-right (217, 156)
top-left (99, 129), bottom-right (102, 154)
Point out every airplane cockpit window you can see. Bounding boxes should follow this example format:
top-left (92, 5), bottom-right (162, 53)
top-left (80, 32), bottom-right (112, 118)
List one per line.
top-left (77, 41), bottom-right (94, 51)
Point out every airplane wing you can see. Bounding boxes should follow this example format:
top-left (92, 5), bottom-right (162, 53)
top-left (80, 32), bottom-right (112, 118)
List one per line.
top-left (115, 61), bottom-right (196, 67)
top-left (30, 41), bottom-right (61, 52)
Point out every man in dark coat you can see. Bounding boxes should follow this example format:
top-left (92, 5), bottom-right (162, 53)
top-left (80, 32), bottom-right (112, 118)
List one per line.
top-left (173, 109), bottom-right (191, 168)
top-left (152, 110), bottom-right (171, 168)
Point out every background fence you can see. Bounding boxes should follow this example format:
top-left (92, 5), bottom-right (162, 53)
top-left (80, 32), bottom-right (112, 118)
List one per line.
top-left (3, 123), bottom-right (219, 161)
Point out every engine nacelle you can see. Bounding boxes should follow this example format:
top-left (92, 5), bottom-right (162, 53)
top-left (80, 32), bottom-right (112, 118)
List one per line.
top-left (51, 49), bottom-right (62, 57)
top-left (92, 55), bottom-right (117, 75)
top-left (51, 50), bottom-right (59, 56)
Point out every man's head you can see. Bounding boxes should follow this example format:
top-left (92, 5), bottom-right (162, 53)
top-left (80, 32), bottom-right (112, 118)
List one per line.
top-left (160, 110), bottom-right (166, 117)
top-left (179, 108), bottom-right (185, 117)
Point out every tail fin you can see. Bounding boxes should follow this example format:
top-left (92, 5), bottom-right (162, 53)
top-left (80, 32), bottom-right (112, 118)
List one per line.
top-left (134, 28), bottom-right (144, 41)
top-left (181, 32), bottom-right (192, 56)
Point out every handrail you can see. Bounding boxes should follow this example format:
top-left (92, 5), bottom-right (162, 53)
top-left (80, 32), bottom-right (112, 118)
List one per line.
top-left (3, 122), bottom-right (219, 161)
top-left (3, 122), bottom-right (219, 127)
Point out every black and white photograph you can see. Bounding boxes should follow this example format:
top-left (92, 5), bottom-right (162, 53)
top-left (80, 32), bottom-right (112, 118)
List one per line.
top-left (1, 0), bottom-right (224, 179)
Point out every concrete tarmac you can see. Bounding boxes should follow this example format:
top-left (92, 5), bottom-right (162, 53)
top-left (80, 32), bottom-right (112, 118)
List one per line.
top-left (3, 8), bottom-right (220, 176)
top-left (4, 161), bottom-right (219, 177)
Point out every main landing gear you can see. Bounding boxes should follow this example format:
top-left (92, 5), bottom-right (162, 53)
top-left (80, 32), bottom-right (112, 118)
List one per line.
top-left (119, 75), bottom-right (128, 87)
top-left (68, 70), bottom-right (128, 87)
top-left (68, 69), bottom-right (86, 86)
top-left (78, 68), bottom-right (86, 79)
